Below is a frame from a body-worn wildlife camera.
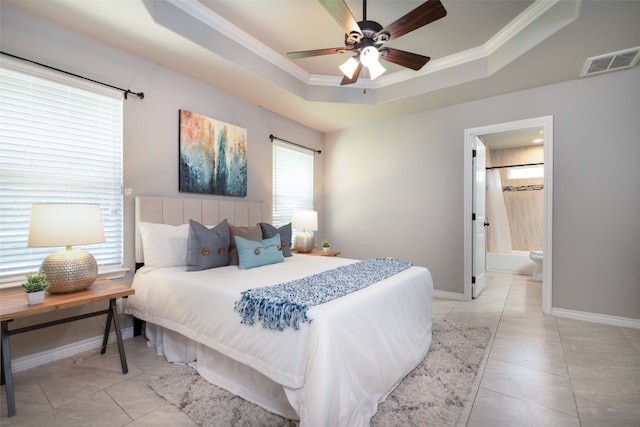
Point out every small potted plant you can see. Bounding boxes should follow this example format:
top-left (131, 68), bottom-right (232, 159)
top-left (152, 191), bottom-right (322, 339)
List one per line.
top-left (22, 271), bottom-right (49, 305)
top-left (321, 239), bottom-right (331, 253)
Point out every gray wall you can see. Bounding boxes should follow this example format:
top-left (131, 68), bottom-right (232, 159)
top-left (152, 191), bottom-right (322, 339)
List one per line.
top-left (1, 5), bottom-right (324, 360)
top-left (2, 3), bottom-right (638, 366)
top-left (325, 67), bottom-right (640, 319)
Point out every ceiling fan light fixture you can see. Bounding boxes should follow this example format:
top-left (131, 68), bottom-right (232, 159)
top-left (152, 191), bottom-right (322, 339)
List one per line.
top-left (360, 46), bottom-right (386, 80)
top-left (339, 56), bottom-right (360, 79)
top-left (367, 59), bottom-right (386, 80)
top-left (359, 46), bottom-right (378, 67)
top-left (288, 0), bottom-right (447, 85)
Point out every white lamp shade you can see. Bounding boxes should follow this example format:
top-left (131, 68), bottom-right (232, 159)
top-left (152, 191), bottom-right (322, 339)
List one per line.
top-left (367, 59), bottom-right (386, 80)
top-left (360, 46), bottom-right (386, 80)
top-left (339, 57), bottom-right (360, 79)
top-left (291, 210), bottom-right (318, 231)
top-left (28, 204), bottom-right (105, 247)
top-left (359, 46), bottom-right (379, 67)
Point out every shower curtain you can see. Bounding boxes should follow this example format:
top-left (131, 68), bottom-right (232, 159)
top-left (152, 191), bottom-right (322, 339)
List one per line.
top-left (486, 169), bottom-right (512, 252)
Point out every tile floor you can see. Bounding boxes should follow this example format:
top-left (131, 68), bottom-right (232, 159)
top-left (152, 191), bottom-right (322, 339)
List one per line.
top-left (1, 272), bottom-right (639, 426)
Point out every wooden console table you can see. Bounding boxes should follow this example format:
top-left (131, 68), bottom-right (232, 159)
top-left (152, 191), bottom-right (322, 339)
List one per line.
top-left (0, 280), bottom-right (134, 417)
top-left (295, 249), bottom-right (341, 257)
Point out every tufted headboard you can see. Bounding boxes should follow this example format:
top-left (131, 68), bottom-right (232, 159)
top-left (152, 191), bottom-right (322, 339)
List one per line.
top-left (134, 196), bottom-right (270, 264)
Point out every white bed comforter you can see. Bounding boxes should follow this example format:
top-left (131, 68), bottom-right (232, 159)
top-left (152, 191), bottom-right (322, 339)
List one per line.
top-left (126, 255), bottom-right (433, 427)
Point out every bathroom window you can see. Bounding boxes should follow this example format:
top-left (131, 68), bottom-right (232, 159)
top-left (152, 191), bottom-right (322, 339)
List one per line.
top-left (508, 165), bottom-right (544, 180)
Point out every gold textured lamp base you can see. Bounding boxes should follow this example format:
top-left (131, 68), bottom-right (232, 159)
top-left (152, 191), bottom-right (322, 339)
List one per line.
top-left (41, 247), bottom-right (98, 293)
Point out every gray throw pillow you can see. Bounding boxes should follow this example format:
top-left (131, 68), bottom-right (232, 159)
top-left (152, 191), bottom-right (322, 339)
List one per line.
top-left (187, 219), bottom-right (230, 271)
top-left (229, 224), bottom-right (263, 265)
top-left (259, 222), bottom-right (292, 257)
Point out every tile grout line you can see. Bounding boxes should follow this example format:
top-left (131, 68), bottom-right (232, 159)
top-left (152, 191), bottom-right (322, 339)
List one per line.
top-left (557, 318), bottom-right (584, 427)
top-left (462, 273), bottom-right (512, 426)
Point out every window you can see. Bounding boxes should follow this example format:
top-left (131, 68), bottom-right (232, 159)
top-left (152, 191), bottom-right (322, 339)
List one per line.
top-left (0, 59), bottom-right (124, 283)
top-left (272, 138), bottom-right (314, 239)
top-left (507, 165), bottom-right (544, 180)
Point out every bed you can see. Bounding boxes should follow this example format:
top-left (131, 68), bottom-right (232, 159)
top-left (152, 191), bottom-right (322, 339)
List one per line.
top-left (125, 196), bottom-right (433, 427)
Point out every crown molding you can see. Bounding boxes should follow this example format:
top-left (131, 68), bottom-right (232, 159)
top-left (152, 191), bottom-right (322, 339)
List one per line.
top-left (151, 0), bottom-right (580, 104)
top-left (164, 0), bottom-right (308, 81)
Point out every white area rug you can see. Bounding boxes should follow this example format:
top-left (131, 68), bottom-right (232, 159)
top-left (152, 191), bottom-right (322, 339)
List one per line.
top-left (148, 320), bottom-right (492, 426)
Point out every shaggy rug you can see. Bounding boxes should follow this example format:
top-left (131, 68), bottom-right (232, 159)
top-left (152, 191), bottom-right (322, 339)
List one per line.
top-left (148, 320), bottom-right (492, 427)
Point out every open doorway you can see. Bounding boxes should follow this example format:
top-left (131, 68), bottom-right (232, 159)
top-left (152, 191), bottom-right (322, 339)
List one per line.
top-left (463, 116), bottom-right (553, 314)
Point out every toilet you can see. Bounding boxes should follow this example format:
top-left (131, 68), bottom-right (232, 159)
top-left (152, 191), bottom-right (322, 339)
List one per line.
top-left (529, 251), bottom-right (543, 282)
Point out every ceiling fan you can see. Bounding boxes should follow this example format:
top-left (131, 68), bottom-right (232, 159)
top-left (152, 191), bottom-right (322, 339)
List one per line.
top-left (287, 0), bottom-right (447, 85)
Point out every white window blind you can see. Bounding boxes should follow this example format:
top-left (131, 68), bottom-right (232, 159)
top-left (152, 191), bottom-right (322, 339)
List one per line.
top-left (0, 59), bottom-right (124, 281)
top-left (272, 138), bottom-right (314, 236)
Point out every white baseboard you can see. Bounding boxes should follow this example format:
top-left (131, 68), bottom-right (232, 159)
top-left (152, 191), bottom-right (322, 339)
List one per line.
top-left (10, 327), bottom-right (134, 373)
top-left (433, 289), bottom-right (466, 301)
top-left (551, 308), bottom-right (640, 329)
top-left (431, 290), bottom-right (640, 328)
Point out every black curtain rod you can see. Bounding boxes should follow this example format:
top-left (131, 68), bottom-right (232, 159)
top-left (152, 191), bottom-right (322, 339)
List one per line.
top-left (486, 162), bottom-right (543, 170)
top-left (1, 51), bottom-right (144, 100)
top-left (270, 134), bottom-right (321, 154)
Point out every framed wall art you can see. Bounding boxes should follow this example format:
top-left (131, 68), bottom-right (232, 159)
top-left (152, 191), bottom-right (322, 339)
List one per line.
top-left (179, 109), bottom-right (247, 196)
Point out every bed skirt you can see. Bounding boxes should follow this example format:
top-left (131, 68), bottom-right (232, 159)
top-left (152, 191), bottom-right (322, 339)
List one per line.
top-left (145, 323), bottom-right (300, 420)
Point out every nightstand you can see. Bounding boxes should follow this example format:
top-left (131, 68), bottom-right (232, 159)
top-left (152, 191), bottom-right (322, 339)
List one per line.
top-left (0, 279), bottom-right (134, 416)
top-left (296, 249), bottom-right (341, 257)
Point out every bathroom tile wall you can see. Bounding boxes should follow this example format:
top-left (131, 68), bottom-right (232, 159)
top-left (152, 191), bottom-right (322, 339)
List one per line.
top-left (488, 146), bottom-right (544, 251)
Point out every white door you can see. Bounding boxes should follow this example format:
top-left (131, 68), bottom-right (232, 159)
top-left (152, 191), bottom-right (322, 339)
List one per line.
top-left (472, 137), bottom-right (487, 298)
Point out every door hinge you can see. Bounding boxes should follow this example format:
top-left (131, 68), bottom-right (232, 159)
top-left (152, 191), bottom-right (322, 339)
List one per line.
top-left (472, 149), bottom-right (477, 157)
top-left (472, 213), bottom-right (476, 221)
top-left (472, 276), bottom-right (476, 284)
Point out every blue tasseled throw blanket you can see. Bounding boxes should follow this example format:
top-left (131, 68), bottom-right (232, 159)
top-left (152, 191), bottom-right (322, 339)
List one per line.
top-left (234, 258), bottom-right (412, 331)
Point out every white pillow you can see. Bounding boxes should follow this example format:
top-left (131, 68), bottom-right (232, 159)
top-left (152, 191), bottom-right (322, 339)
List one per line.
top-left (138, 222), bottom-right (190, 268)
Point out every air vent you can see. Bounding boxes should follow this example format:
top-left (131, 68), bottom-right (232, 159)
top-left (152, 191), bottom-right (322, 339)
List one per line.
top-left (580, 47), bottom-right (640, 77)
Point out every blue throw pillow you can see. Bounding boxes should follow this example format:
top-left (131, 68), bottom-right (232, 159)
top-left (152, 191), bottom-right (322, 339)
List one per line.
top-left (259, 222), bottom-right (292, 257)
top-left (187, 219), bottom-right (231, 271)
top-left (235, 234), bottom-right (285, 270)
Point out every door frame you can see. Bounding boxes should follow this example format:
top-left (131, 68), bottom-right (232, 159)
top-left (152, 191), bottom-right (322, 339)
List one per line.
top-left (463, 116), bottom-right (554, 314)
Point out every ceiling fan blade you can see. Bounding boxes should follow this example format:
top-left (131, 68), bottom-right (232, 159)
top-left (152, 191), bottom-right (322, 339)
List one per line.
top-left (380, 48), bottom-right (430, 71)
top-left (378, 0), bottom-right (447, 42)
top-left (340, 63), bottom-right (362, 85)
top-left (319, 0), bottom-right (361, 36)
top-left (287, 47), bottom-right (349, 60)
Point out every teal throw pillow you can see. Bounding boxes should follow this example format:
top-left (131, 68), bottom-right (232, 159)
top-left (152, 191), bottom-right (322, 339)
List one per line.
top-left (235, 234), bottom-right (285, 270)
top-left (187, 219), bottom-right (230, 271)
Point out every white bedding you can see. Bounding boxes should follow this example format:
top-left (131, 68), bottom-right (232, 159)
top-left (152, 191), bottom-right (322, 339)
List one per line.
top-left (126, 255), bottom-right (433, 426)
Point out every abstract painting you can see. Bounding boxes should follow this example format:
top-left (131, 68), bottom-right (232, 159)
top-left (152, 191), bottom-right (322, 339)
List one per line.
top-left (179, 110), bottom-right (247, 196)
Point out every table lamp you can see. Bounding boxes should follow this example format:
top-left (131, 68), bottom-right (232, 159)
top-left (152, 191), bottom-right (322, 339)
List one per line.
top-left (291, 210), bottom-right (317, 253)
top-left (28, 203), bottom-right (105, 293)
